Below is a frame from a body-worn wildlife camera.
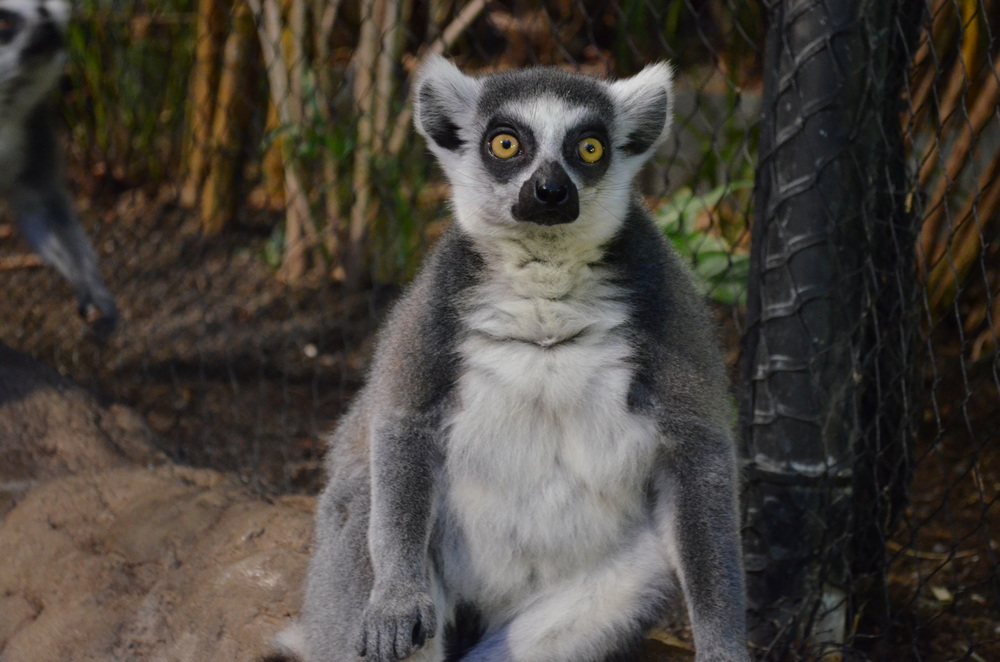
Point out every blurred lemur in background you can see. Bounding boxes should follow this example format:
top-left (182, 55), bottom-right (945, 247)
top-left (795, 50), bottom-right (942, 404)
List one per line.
top-left (275, 56), bottom-right (748, 662)
top-left (0, 0), bottom-right (117, 338)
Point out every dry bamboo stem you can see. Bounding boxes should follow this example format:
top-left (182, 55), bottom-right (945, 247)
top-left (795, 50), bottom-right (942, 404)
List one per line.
top-left (0, 254), bottom-right (44, 270)
top-left (372, 0), bottom-right (402, 154)
top-left (926, 143), bottom-right (1000, 311)
top-left (313, 0), bottom-right (341, 65)
top-left (282, 0), bottom-right (306, 127)
top-left (916, 0), bottom-right (983, 191)
top-left (905, 0), bottom-right (949, 134)
top-left (180, 0), bottom-right (231, 207)
top-left (345, 0), bottom-right (384, 288)
top-left (919, 52), bottom-right (1000, 266)
top-left (248, 0), bottom-right (318, 282)
top-left (261, 101), bottom-right (287, 209)
top-left (279, 0), bottom-right (323, 274)
top-left (311, 0), bottom-right (345, 276)
top-left (200, 2), bottom-right (257, 235)
top-left (975, 294), bottom-right (1000, 360)
top-left (386, 0), bottom-right (488, 156)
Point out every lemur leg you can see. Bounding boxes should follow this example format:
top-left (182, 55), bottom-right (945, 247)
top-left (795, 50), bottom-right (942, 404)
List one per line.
top-left (462, 528), bottom-right (673, 662)
top-left (657, 433), bottom-right (748, 662)
top-left (11, 185), bottom-right (118, 335)
top-left (11, 107), bottom-right (117, 336)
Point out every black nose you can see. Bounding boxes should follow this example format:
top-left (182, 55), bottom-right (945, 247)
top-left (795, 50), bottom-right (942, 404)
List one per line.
top-left (535, 181), bottom-right (569, 205)
top-left (22, 20), bottom-right (64, 58)
top-left (512, 161), bottom-right (580, 225)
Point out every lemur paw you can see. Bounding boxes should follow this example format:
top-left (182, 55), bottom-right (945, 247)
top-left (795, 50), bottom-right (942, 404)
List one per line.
top-left (356, 588), bottom-right (436, 661)
top-left (77, 290), bottom-right (118, 342)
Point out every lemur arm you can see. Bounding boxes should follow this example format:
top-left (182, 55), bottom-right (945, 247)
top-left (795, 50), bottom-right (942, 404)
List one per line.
top-left (359, 411), bottom-right (441, 662)
top-left (356, 239), bottom-right (475, 662)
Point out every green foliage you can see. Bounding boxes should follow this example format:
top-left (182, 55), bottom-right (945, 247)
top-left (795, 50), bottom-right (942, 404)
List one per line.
top-left (262, 67), bottom-right (437, 282)
top-left (262, 224), bottom-right (285, 270)
top-left (63, 1), bottom-right (196, 182)
top-left (656, 182), bottom-right (751, 305)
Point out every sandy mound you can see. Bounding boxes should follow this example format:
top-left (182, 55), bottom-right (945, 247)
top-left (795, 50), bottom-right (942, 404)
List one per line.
top-left (0, 344), bottom-right (313, 661)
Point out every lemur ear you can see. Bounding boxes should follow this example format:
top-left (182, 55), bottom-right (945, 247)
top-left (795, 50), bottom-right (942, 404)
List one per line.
top-left (413, 55), bottom-right (483, 153)
top-left (607, 62), bottom-right (674, 158)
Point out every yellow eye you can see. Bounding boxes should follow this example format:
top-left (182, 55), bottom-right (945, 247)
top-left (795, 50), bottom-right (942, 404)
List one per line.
top-left (578, 137), bottom-right (604, 163)
top-left (490, 133), bottom-right (520, 159)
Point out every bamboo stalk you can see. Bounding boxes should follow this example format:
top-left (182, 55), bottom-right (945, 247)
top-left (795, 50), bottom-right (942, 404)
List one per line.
top-left (200, 2), bottom-right (257, 234)
top-left (0, 255), bottom-right (44, 270)
top-left (279, 0), bottom-right (324, 281)
top-left (260, 102), bottom-right (286, 210)
top-left (180, 0), bottom-right (231, 207)
top-left (925, 143), bottom-right (1000, 311)
top-left (313, 0), bottom-right (342, 66)
top-left (247, 0), bottom-right (319, 283)
top-left (916, 0), bottom-right (982, 172)
top-left (959, 0), bottom-right (982, 82)
top-left (919, 52), bottom-right (1000, 267)
top-left (905, 0), bottom-right (950, 134)
top-left (344, 0), bottom-right (384, 288)
top-left (971, 295), bottom-right (1000, 361)
top-left (311, 0), bottom-right (345, 277)
top-left (372, 0), bottom-right (402, 154)
top-left (282, 0), bottom-right (306, 127)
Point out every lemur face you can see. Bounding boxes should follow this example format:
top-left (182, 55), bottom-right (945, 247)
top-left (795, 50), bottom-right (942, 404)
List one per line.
top-left (415, 56), bottom-right (673, 242)
top-left (0, 0), bottom-right (69, 110)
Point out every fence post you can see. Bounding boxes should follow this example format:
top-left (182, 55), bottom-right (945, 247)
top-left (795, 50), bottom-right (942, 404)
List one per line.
top-left (740, 0), bottom-right (922, 655)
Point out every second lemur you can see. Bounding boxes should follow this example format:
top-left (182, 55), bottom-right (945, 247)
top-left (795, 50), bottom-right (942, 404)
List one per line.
top-left (0, 0), bottom-right (117, 336)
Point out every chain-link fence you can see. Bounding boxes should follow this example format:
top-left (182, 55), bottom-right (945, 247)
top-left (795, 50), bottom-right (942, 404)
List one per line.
top-left (0, 1), bottom-right (996, 660)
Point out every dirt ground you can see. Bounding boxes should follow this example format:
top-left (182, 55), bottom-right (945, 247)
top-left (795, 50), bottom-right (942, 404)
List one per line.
top-left (883, 349), bottom-right (1000, 661)
top-left (1, 182), bottom-right (998, 660)
top-left (0, 342), bottom-right (315, 661)
top-left (1, 183), bottom-right (399, 492)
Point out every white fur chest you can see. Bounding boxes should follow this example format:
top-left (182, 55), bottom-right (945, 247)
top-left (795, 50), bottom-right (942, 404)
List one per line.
top-left (440, 238), bottom-right (660, 612)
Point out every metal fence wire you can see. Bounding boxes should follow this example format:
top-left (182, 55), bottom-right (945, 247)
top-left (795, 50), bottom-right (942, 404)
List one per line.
top-left (0, 0), bottom-right (997, 660)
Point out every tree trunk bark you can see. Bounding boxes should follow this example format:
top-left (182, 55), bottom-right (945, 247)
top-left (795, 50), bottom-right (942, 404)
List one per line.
top-left (740, 0), bottom-right (922, 656)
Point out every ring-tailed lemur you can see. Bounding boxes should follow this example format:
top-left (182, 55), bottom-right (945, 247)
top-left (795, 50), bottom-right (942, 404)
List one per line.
top-left (284, 57), bottom-right (748, 662)
top-left (0, 0), bottom-right (117, 337)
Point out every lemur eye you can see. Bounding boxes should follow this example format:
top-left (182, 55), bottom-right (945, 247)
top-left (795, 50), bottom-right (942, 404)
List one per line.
top-left (489, 133), bottom-right (520, 159)
top-left (0, 13), bottom-right (22, 42)
top-left (577, 137), bottom-right (604, 164)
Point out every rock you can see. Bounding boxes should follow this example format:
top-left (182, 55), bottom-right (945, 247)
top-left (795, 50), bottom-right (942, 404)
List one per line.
top-left (0, 345), bottom-right (314, 661)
